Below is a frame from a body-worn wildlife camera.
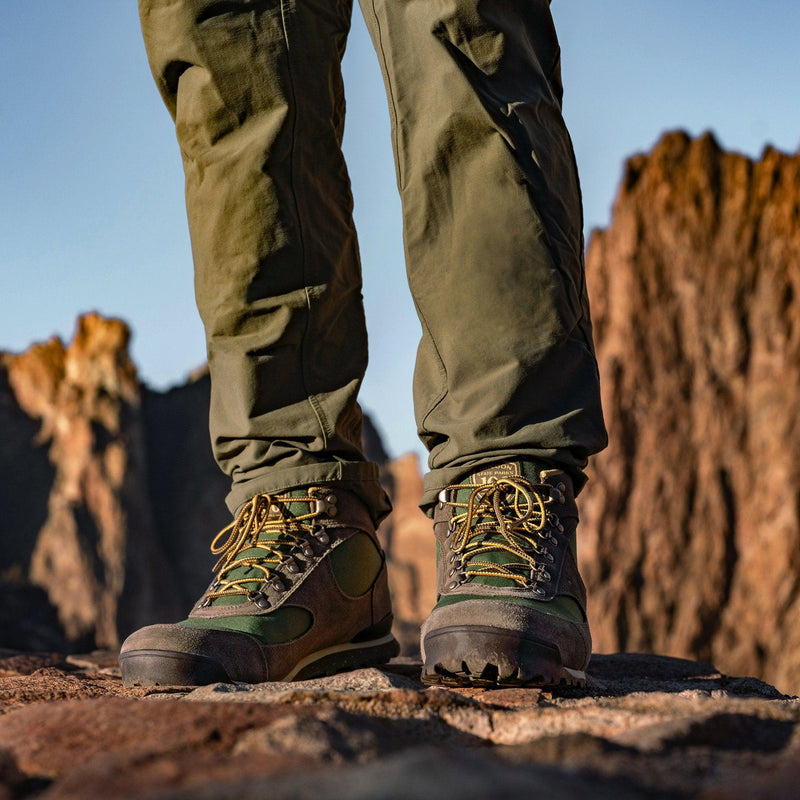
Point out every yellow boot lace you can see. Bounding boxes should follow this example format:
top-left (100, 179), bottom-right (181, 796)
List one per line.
top-left (441, 476), bottom-right (564, 592)
top-left (200, 489), bottom-right (336, 606)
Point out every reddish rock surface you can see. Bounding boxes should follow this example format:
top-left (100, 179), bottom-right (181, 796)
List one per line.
top-left (0, 650), bottom-right (797, 799)
top-left (581, 132), bottom-right (800, 694)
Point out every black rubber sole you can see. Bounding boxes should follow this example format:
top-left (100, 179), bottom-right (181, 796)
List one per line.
top-left (421, 625), bottom-right (586, 689)
top-left (119, 650), bottom-right (231, 687)
top-left (119, 634), bottom-right (401, 687)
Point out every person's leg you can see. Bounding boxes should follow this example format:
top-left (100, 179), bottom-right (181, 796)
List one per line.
top-left (360, 0), bottom-right (605, 497)
top-left (140, 0), bottom-right (389, 522)
top-left (121, 0), bottom-right (397, 686)
top-left (360, 0), bottom-right (606, 684)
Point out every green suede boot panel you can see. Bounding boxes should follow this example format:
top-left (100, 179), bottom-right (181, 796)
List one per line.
top-left (433, 593), bottom-right (584, 624)
top-left (329, 531), bottom-right (383, 597)
top-left (178, 607), bottom-right (313, 645)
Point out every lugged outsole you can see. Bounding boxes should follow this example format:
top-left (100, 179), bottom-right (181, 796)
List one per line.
top-left (119, 633), bottom-right (401, 687)
top-left (421, 625), bottom-right (586, 689)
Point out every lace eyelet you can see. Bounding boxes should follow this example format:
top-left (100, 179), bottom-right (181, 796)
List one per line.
top-left (314, 497), bottom-right (338, 517)
top-left (312, 527), bottom-right (330, 545)
top-left (278, 556), bottom-right (300, 575)
top-left (448, 580), bottom-right (460, 590)
top-left (248, 591), bottom-right (271, 610)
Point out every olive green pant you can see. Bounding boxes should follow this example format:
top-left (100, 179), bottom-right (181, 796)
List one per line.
top-left (139, 0), bottom-right (606, 524)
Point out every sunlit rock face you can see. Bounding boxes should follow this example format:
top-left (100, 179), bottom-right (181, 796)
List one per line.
top-left (1, 314), bottom-right (177, 648)
top-left (381, 132), bottom-right (800, 694)
top-left (580, 131), bottom-right (800, 693)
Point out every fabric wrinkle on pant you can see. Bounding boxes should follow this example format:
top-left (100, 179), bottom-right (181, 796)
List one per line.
top-left (138, 0), bottom-right (607, 523)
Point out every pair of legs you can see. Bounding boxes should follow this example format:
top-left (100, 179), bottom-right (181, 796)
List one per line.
top-left (122, 0), bottom-right (606, 687)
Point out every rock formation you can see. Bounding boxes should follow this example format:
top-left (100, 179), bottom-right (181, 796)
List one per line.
top-left (0, 315), bottom-right (173, 650)
top-left (140, 371), bottom-right (229, 613)
top-left (372, 132), bottom-right (800, 693)
top-left (581, 131), bottom-right (800, 693)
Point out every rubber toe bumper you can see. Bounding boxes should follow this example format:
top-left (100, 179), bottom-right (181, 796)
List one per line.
top-left (119, 623), bottom-right (400, 687)
top-left (421, 624), bottom-right (586, 687)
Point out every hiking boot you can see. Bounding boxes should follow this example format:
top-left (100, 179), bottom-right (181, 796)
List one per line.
top-left (120, 487), bottom-right (399, 686)
top-left (421, 462), bottom-right (590, 688)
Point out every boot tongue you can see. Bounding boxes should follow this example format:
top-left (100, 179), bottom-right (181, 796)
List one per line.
top-left (210, 489), bottom-right (316, 607)
top-left (468, 461), bottom-right (523, 484)
top-left (456, 461), bottom-right (545, 504)
top-left (454, 462), bottom-right (544, 589)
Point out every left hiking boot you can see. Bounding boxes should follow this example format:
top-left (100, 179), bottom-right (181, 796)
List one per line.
top-left (421, 462), bottom-right (591, 688)
top-left (120, 486), bottom-right (399, 686)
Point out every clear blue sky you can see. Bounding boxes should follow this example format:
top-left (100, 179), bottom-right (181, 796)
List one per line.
top-left (1, 1), bottom-right (798, 462)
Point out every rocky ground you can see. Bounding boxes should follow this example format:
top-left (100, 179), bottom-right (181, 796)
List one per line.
top-left (0, 650), bottom-right (798, 800)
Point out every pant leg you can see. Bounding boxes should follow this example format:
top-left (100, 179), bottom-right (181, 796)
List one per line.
top-left (359, 0), bottom-right (607, 509)
top-left (139, 0), bottom-right (390, 522)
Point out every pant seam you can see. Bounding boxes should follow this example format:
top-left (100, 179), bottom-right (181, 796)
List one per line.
top-left (279, 0), bottom-right (330, 448)
top-left (412, 297), bottom-right (448, 439)
top-left (365, 0), bottom-right (404, 189)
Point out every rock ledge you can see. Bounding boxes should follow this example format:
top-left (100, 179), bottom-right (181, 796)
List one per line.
top-left (0, 651), bottom-right (797, 799)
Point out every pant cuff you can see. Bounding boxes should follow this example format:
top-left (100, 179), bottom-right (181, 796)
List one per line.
top-left (421, 449), bottom-right (589, 516)
top-left (227, 461), bottom-right (392, 526)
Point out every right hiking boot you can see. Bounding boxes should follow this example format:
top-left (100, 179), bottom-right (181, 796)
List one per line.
top-left (421, 462), bottom-right (591, 688)
top-left (120, 486), bottom-right (399, 686)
